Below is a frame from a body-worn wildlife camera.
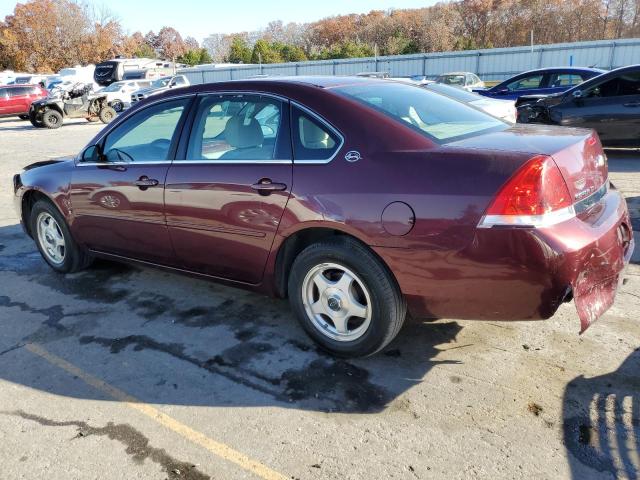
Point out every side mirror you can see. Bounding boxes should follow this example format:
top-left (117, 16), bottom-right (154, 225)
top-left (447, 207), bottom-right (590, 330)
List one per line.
top-left (82, 144), bottom-right (104, 163)
top-left (497, 88), bottom-right (509, 95)
top-left (572, 90), bottom-right (583, 100)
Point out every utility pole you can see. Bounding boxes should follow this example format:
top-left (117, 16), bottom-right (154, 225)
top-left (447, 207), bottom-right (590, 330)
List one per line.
top-left (530, 30), bottom-right (534, 69)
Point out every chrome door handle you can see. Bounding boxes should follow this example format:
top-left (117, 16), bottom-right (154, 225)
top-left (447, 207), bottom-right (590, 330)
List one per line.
top-left (251, 179), bottom-right (287, 194)
top-left (135, 176), bottom-right (159, 189)
top-left (623, 101), bottom-right (640, 107)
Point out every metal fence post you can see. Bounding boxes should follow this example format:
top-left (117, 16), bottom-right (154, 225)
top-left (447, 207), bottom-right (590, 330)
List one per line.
top-left (608, 42), bottom-right (617, 69)
top-left (475, 52), bottom-right (481, 75)
top-left (201, 70), bottom-right (205, 85)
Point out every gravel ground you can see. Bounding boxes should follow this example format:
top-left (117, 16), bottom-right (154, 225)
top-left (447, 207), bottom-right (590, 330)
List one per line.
top-left (0, 116), bottom-right (639, 480)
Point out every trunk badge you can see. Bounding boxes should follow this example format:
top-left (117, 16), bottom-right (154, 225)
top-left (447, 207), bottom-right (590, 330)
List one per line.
top-left (345, 151), bottom-right (362, 162)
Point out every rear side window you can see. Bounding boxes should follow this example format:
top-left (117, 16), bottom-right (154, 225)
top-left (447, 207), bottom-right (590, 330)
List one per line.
top-left (335, 82), bottom-right (506, 144)
top-left (291, 106), bottom-right (341, 161)
top-left (548, 73), bottom-right (583, 87)
top-left (8, 87), bottom-right (29, 97)
top-left (0, 88), bottom-right (6, 99)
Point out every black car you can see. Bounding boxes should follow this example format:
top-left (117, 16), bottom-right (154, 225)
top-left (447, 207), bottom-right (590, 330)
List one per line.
top-left (517, 65), bottom-right (640, 147)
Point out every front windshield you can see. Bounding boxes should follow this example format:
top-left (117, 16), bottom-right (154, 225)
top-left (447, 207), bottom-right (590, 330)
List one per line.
top-left (335, 82), bottom-right (507, 143)
top-left (150, 78), bottom-right (170, 88)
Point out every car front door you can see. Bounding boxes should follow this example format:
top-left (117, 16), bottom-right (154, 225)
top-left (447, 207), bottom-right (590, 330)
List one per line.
top-left (555, 72), bottom-right (640, 146)
top-left (164, 93), bottom-right (292, 284)
top-left (494, 73), bottom-right (546, 100)
top-left (5, 87), bottom-right (25, 114)
top-left (70, 96), bottom-right (193, 263)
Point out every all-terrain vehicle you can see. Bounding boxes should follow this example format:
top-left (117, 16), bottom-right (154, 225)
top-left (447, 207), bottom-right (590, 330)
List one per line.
top-left (29, 83), bottom-right (116, 129)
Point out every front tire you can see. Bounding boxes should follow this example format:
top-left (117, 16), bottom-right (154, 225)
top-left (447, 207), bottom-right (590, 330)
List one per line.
top-left (29, 110), bottom-right (44, 128)
top-left (288, 237), bottom-right (406, 357)
top-left (42, 109), bottom-right (63, 129)
top-left (99, 106), bottom-right (116, 124)
top-left (30, 200), bottom-right (93, 273)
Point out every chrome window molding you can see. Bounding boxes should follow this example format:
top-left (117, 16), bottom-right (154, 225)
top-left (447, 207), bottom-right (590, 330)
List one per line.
top-left (173, 159), bottom-right (292, 165)
top-left (291, 101), bottom-right (345, 165)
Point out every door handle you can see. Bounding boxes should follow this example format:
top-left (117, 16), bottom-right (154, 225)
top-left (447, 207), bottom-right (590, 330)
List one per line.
top-left (623, 101), bottom-right (640, 107)
top-left (134, 176), bottom-right (159, 189)
top-left (251, 179), bottom-right (287, 195)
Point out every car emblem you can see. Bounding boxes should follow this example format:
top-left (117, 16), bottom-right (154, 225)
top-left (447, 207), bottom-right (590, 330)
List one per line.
top-left (345, 151), bottom-right (362, 162)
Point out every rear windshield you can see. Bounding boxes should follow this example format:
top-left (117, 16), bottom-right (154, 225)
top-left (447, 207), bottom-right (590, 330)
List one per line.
top-left (424, 83), bottom-right (481, 102)
top-left (334, 82), bottom-right (507, 143)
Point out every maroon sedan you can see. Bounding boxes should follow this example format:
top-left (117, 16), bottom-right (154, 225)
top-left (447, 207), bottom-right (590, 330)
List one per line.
top-left (13, 77), bottom-right (634, 357)
top-left (0, 84), bottom-right (48, 120)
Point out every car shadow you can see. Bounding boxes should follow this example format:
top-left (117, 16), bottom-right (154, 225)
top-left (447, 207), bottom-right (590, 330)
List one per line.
top-left (562, 348), bottom-right (640, 479)
top-left (606, 149), bottom-right (640, 173)
top-left (0, 223), bottom-right (462, 414)
top-left (0, 121), bottom-right (100, 132)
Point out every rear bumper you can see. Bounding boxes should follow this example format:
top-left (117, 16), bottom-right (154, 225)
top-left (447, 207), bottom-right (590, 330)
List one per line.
top-left (374, 188), bottom-right (633, 330)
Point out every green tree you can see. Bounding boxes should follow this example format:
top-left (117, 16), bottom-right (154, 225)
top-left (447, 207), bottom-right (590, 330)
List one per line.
top-left (227, 36), bottom-right (252, 63)
top-left (178, 48), bottom-right (213, 66)
top-left (280, 44), bottom-right (307, 62)
top-left (251, 39), bottom-right (282, 63)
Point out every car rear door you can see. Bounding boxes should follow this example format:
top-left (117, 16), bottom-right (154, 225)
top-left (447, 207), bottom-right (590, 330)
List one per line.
top-left (70, 96), bottom-right (193, 264)
top-left (5, 87), bottom-right (25, 114)
top-left (164, 92), bottom-right (292, 284)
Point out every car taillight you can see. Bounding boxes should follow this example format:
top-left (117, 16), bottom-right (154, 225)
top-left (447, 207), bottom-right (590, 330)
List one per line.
top-left (479, 155), bottom-right (575, 228)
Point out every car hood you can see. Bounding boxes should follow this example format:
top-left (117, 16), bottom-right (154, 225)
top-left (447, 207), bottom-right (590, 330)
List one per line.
top-left (137, 86), bottom-right (168, 95)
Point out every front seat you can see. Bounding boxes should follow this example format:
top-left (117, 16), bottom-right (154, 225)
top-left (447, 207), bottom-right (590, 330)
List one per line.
top-left (220, 115), bottom-right (269, 160)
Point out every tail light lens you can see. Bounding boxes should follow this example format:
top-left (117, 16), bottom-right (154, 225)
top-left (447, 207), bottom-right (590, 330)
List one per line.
top-left (480, 155), bottom-right (575, 228)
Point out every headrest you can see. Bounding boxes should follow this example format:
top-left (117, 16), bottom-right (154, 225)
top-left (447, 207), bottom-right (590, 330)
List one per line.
top-left (224, 116), bottom-right (264, 149)
top-left (299, 116), bottom-right (328, 145)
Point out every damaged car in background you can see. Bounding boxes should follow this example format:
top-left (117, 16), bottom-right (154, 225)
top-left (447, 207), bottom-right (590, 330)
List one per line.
top-left (13, 77), bottom-right (635, 357)
top-left (517, 64), bottom-right (640, 147)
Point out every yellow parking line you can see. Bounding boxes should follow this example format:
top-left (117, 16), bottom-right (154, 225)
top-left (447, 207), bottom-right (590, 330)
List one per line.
top-left (25, 343), bottom-right (288, 480)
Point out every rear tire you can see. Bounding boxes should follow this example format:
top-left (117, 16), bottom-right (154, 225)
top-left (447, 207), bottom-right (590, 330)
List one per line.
top-left (30, 200), bottom-right (93, 273)
top-left (42, 109), bottom-right (63, 129)
top-left (111, 100), bottom-right (124, 112)
top-left (288, 236), bottom-right (406, 357)
top-left (99, 106), bottom-right (116, 124)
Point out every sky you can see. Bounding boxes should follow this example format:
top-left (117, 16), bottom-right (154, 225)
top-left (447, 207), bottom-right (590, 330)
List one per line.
top-left (0, 0), bottom-right (439, 42)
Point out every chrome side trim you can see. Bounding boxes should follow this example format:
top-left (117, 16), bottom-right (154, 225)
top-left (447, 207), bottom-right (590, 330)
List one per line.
top-left (76, 161), bottom-right (173, 166)
top-left (291, 101), bottom-right (345, 165)
top-left (478, 206), bottom-right (576, 229)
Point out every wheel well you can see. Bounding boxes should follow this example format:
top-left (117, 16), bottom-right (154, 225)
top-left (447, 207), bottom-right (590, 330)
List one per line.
top-left (21, 190), bottom-right (51, 237)
top-left (273, 227), bottom-right (392, 299)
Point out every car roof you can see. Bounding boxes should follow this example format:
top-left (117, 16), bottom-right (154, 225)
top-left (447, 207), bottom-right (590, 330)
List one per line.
top-left (173, 75), bottom-right (392, 96)
top-left (438, 72), bottom-right (473, 76)
top-left (515, 66), bottom-right (607, 75)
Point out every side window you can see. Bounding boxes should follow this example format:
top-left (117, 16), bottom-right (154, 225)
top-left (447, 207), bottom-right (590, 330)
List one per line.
top-left (506, 75), bottom-right (543, 91)
top-left (186, 95), bottom-right (283, 161)
top-left (291, 106), bottom-right (341, 161)
top-left (585, 73), bottom-right (640, 98)
top-left (548, 73), bottom-right (582, 88)
top-left (99, 98), bottom-right (189, 163)
top-left (0, 88), bottom-right (7, 99)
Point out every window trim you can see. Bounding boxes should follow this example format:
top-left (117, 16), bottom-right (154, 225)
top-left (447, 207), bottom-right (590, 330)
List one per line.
top-left (290, 101), bottom-right (345, 165)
